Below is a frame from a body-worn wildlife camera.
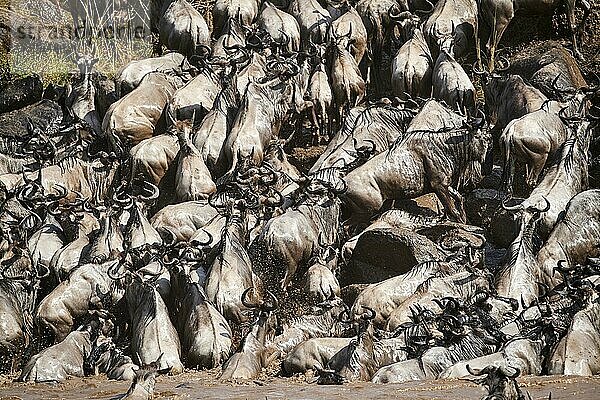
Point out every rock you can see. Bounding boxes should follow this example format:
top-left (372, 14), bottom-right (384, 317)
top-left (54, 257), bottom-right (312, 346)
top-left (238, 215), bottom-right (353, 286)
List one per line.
top-left (0, 99), bottom-right (63, 138)
top-left (418, 222), bottom-right (486, 249)
top-left (0, 74), bottom-right (43, 114)
top-left (341, 227), bottom-right (441, 285)
top-left (465, 189), bottom-right (519, 248)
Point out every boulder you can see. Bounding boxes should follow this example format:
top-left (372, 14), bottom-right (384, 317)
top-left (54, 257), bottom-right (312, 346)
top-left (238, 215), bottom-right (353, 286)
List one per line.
top-left (341, 227), bottom-right (441, 285)
top-left (0, 99), bottom-right (63, 138)
top-left (0, 74), bottom-right (43, 114)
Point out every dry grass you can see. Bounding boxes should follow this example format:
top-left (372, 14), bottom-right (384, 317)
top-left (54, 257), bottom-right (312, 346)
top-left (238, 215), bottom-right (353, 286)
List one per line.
top-left (1, 0), bottom-right (154, 83)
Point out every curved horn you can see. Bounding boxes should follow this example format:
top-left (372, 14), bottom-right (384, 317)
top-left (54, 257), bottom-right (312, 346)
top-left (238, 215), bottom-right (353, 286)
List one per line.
top-left (530, 196), bottom-right (550, 213)
top-left (388, 6), bottom-right (412, 22)
top-left (277, 29), bottom-right (290, 48)
top-left (112, 188), bottom-right (131, 205)
top-left (500, 365), bottom-right (520, 379)
top-left (241, 287), bottom-right (260, 309)
top-left (555, 259), bottom-right (574, 273)
top-left (415, 0), bottom-right (434, 15)
top-left (362, 139), bottom-right (376, 153)
top-left (191, 229), bottom-right (213, 247)
top-left (338, 308), bottom-right (353, 324)
top-left (107, 259), bottom-right (129, 280)
top-left (467, 364), bottom-right (490, 376)
top-left (37, 264), bottom-right (51, 279)
top-left (236, 167), bottom-right (260, 184)
top-left (46, 200), bottom-right (63, 216)
top-left (502, 196), bottom-right (524, 212)
top-left (51, 184), bottom-right (68, 200)
top-left (432, 298), bottom-right (444, 310)
top-left (472, 61), bottom-right (488, 76)
top-left (361, 306), bottom-right (376, 321)
top-left (140, 181), bottom-right (160, 202)
top-left (331, 177), bottom-right (347, 194)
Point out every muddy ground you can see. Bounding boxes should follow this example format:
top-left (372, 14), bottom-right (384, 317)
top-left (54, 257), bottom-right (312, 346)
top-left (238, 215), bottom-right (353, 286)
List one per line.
top-left (0, 2), bottom-right (599, 399)
top-left (0, 371), bottom-right (599, 399)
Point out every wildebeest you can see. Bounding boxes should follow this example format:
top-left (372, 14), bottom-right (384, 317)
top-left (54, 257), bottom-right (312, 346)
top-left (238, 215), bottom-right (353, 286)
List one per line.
top-left (257, 1), bottom-right (301, 54)
top-left (499, 101), bottom-right (570, 191)
top-left (220, 289), bottom-right (278, 380)
top-left (171, 264), bottom-right (232, 368)
top-left (118, 358), bottom-right (162, 400)
top-left (343, 122), bottom-right (491, 224)
top-left (253, 172), bottom-right (344, 289)
top-left (423, 0), bottom-right (478, 59)
top-left (159, 0), bottom-right (210, 58)
top-left (432, 44), bottom-right (476, 114)
top-left (113, 52), bottom-right (190, 99)
top-left (36, 259), bottom-right (124, 343)
top-left (213, 0), bottom-right (260, 37)
top-left (174, 118), bottom-right (217, 201)
top-left (205, 198), bottom-right (265, 323)
top-left (501, 115), bottom-right (591, 238)
top-left (20, 313), bottom-right (113, 382)
top-left (103, 73), bottom-right (183, 153)
top-left (125, 277), bottom-right (184, 374)
top-left (389, 11), bottom-right (433, 100)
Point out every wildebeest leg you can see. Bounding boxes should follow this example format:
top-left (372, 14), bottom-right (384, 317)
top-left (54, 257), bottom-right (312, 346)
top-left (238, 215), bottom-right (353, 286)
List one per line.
top-left (434, 184), bottom-right (465, 223)
top-left (475, 18), bottom-right (483, 71)
top-left (152, 34), bottom-right (163, 56)
top-left (448, 186), bottom-right (466, 222)
top-left (487, 7), bottom-right (514, 72)
top-left (501, 140), bottom-right (515, 194)
top-left (566, 0), bottom-right (585, 60)
top-left (323, 108), bottom-right (331, 142)
top-left (337, 105), bottom-right (345, 133)
top-left (578, 0), bottom-right (592, 49)
top-left (526, 155), bottom-right (546, 188)
top-left (311, 106), bottom-right (320, 145)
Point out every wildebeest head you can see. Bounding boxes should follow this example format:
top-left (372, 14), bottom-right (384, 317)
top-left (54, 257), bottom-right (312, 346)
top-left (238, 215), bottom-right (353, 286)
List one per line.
top-left (74, 50), bottom-right (99, 78)
top-left (311, 290), bottom-right (348, 316)
top-left (389, 9), bottom-right (421, 42)
top-left (299, 167), bottom-right (347, 201)
top-left (120, 356), bottom-right (164, 399)
top-left (241, 287), bottom-right (279, 343)
top-left (467, 364), bottom-right (529, 400)
top-left (340, 305), bottom-right (376, 335)
top-left (472, 59), bottom-right (510, 122)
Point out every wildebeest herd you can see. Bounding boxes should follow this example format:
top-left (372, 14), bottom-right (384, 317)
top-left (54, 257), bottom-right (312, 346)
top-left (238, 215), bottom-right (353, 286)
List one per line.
top-left (0, 0), bottom-right (599, 398)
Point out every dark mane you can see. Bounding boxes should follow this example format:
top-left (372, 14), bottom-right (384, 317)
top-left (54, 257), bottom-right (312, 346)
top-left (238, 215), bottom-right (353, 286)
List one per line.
top-left (56, 156), bottom-right (84, 173)
top-left (387, 127), bottom-right (483, 189)
top-left (499, 215), bottom-right (542, 280)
